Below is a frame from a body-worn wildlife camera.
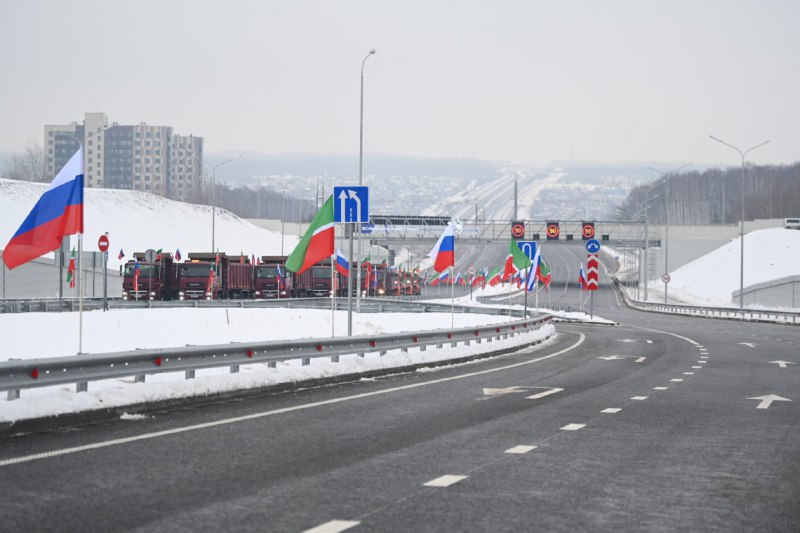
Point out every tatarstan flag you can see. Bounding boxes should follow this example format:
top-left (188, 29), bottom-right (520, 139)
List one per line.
top-left (487, 267), bottom-right (502, 287)
top-left (286, 195), bottom-right (334, 275)
top-left (503, 239), bottom-right (532, 281)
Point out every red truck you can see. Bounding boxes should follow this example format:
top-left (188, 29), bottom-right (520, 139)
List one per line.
top-left (254, 256), bottom-right (294, 298)
top-left (179, 253), bottom-right (255, 300)
top-left (292, 259), bottom-right (341, 297)
top-left (121, 252), bottom-right (178, 301)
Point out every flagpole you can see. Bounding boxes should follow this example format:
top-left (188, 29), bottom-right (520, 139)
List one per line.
top-left (330, 253), bottom-right (335, 337)
top-left (524, 264), bottom-right (530, 318)
top-left (78, 233), bottom-right (83, 355)
top-left (450, 265), bottom-right (454, 328)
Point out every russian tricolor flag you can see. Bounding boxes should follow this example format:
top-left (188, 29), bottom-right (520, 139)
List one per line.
top-left (335, 249), bottom-right (349, 277)
top-left (428, 220), bottom-right (455, 273)
top-left (4, 147), bottom-right (84, 269)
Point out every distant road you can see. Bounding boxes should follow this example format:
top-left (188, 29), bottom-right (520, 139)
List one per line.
top-left (1, 243), bottom-right (798, 531)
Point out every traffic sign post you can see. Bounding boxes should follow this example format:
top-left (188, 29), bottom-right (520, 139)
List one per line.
top-left (99, 233), bottom-right (109, 311)
top-left (333, 186), bottom-right (370, 337)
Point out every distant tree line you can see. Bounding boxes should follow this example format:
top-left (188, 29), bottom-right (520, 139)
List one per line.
top-left (1, 141), bottom-right (46, 183)
top-left (618, 162), bottom-right (800, 225)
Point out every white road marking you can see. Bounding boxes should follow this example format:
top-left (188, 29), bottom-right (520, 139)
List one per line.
top-left (671, 378), bottom-right (684, 382)
top-left (505, 445), bottom-right (537, 454)
top-left (0, 333), bottom-right (586, 468)
top-left (769, 361), bottom-right (796, 369)
top-left (738, 342), bottom-right (758, 348)
top-left (561, 423), bottom-right (586, 431)
top-left (635, 357), bottom-right (647, 363)
top-left (525, 387), bottom-right (564, 400)
top-left (698, 360), bottom-right (707, 364)
top-left (424, 475), bottom-right (468, 487)
top-left (483, 386), bottom-right (527, 397)
top-left (601, 408), bottom-right (621, 414)
top-left (646, 340), bottom-right (653, 344)
top-left (683, 372), bottom-right (694, 375)
top-left (630, 396), bottom-right (648, 401)
top-left (692, 366), bottom-right (702, 369)
top-left (747, 394), bottom-right (791, 410)
top-left (653, 387), bottom-right (669, 391)
top-left (303, 520), bottom-right (361, 533)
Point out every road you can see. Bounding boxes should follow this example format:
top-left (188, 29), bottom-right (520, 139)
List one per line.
top-left (0, 243), bottom-right (798, 532)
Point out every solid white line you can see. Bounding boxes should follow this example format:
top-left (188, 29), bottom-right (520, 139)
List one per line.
top-left (601, 408), bottom-right (621, 414)
top-left (561, 423), bottom-right (585, 431)
top-left (303, 520), bottom-right (361, 533)
top-left (505, 445), bottom-right (537, 454)
top-left (424, 475), bottom-right (468, 487)
top-left (630, 396), bottom-right (648, 401)
top-left (0, 333), bottom-right (586, 468)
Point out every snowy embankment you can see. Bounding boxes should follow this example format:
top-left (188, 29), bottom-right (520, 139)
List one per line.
top-left (611, 227), bottom-right (800, 309)
top-left (0, 307), bottom-right (555, 423)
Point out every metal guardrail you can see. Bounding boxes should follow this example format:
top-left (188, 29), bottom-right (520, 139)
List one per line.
top-left (0, 315), bottom-right (552, 400)
top-left (614, 279), bottom-right (800, 325)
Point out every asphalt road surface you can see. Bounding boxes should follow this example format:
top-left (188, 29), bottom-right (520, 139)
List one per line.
top-left (0, 244), bottom-right (798, 532)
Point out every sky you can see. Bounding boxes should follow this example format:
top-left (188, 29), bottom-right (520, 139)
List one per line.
top-left (1, 1), bottom-right (798, 167)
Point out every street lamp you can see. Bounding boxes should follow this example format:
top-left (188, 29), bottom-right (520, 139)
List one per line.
top-left (349, 48), bottom-right (377, 334)
top-left (642, 189), bottom-right (659, 302)
top-left (647, 163), bottom-right (691, 304)
top-left (709, 135), bottom-right (770, 308)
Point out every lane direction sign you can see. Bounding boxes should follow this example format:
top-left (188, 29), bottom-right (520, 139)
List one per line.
top-left (585, 239), bottom-right (600, 254)
top-left (333, 186), bottom-right (369, 223)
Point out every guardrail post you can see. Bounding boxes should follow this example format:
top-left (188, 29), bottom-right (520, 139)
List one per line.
top-left (451, 342), bottom-right (457, 348)
top-left (380, 350), bottom-right (386, 356)
top-left (401, 348), bottom-right (408, 353)
top-left (7, 390), bottom-right (19, 401)
top-left (230, 365), bottom-right (239, 374)
top-left (302, 358), bottom-right (310, 366)
top-left (420, 345), bottom-right (426, 351)
top-left (330, 356), bottom-right (339, 363)
top-left (358, 353), bottom-right (365, 358)
top-left (268, 361), bottom-right (277, 368)
top-left (185, 370), bottom-right (195, 379)
top-left (135, 374), bottom-right (145, 383)
top-left (436, 343), bottom-right (443, 349)
top-left (76, 382), bottom-right (88, 393)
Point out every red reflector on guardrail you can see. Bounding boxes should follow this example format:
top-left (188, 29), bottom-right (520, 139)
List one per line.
top-left (30, 368), bottom-right (39, 379)
top-left (247, 349), bottom-right (254, 358)
top-left (154, 356), bottom-right (163, 367)
top-left (315, 344), bottom-right (323, 352)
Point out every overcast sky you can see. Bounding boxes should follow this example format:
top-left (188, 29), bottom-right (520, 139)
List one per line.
top-left (1, 0), bottom-right (798, 167)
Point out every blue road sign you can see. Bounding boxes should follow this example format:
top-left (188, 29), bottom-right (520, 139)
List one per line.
top-left (517, 240), bottom-right (538, 261)
top-left (585, 239), bottom-right (601, 254)
top-left (333, 186), bottom-right (369, 223)
top-left (361, 222), bottom-right (374, 234)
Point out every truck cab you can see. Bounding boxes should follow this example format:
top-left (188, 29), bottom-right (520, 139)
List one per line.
top-left (121, 253), bottom-right (177, 301)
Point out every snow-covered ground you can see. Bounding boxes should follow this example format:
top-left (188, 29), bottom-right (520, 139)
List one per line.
top-left (610, 227), bottom-right (800, 308)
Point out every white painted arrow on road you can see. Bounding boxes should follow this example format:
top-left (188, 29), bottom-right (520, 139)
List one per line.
top-left (769, 361), bottom-right (796, 369)
top-left (525, 387), bottom-right (564, 400)
top-left (482, 386), bottom-right (527, 397)
top-left (598, 356), bottom-right (646, 363)
top-left (738, 342), bottom-right (758, 348)
top-left (747, 394), bottom-right (791, 409)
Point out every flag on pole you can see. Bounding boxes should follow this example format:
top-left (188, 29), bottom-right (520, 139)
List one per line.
top-left (286, 195), bottom-right (334, 275)
top-left (526, 244), bottom-right (542, 292)
top-left (175, 248), bottom-right (182, 262)
top-left (206, 263), bottom-right (215, 297)
top-left (537, 256), bottom-right (551, 286)
top-left (335, 249), bottom-right (349, 277)
top-left (133, 258), bottom-right (140, 293)
top-left (503, 239), bottom-right (532, 281)
top-left (3, 147), bottom-right (84, 269)
top-left (66, 247), bottom-right (77, 288)
top-left (276, 264), bottom-right (285, 290)
top-left (487, 267), bottom-right (502, 287)
top-left (578, 265), bottom-right (589, 289)
top-left (428, 220), bottom-right (455, 273)
top-left (118, 248), bottom-right (125, 260)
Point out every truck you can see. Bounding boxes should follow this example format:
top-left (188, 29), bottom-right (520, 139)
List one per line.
top-left (178, 253), bottom-right (255, 300)
top-left (121, 252), bottom-right (178, 301)
top-left (254, 256), bottom-right (294, 298)
top-left (293, 260), bottom-right (341, 297)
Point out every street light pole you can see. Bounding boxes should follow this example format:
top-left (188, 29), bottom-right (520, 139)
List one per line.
top-left (647, 163), bottom-right (691, 304)
top-left (211, 157), bottom-right (239, 253)
top-left (351, 48), bottom-right (376, 331)
top-left (709, 136), bottom-right (770, 308)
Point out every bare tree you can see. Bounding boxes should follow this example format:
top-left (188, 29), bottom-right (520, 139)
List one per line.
top-left (2, 140), bottom-right (45, 182)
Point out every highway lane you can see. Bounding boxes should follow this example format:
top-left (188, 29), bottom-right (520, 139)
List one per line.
top-left (0, 242), bottom-right (798, 531)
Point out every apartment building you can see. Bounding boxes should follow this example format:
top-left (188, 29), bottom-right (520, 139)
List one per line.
top-left (44, 112), bottom-right (204, 201)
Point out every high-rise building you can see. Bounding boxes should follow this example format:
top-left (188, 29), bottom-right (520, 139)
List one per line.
top-left (44, 112), bottom-right (204, 201)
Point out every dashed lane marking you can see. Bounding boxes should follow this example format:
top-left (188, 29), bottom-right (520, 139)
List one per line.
top-left (653, 387), bottom-right (669, 391)
top-left (601, 408), bottom-right (621, 414)
top-left (303, 520), bottom-right (361, 533)
top-left (424, 475), bottom-right (468, 487)
top-left (505, 445), bottom-right (537, 454)
top-left (630, 396), bottom-right (648, 401)
top-left (561, 423), bottom-right (586, 431)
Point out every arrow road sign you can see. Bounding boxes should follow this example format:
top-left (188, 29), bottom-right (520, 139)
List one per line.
top-left (517, 241), bottom-right (538, 261)
top-left (769, 360), bottom-right (796, 368)
top-left (747, 394), bottom-right (791, 409)
top-left (585, 239), bottom-right (600, 253)
top-left (333, 186), bottom-right (369, 223)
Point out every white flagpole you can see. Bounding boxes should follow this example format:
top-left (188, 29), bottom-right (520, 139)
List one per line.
top-left (450, 265), bottom-right (454, 328)
top-left (331, 253), bottom-right (335, 337)
top-left (78, 233), bottom-right (83, 354)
